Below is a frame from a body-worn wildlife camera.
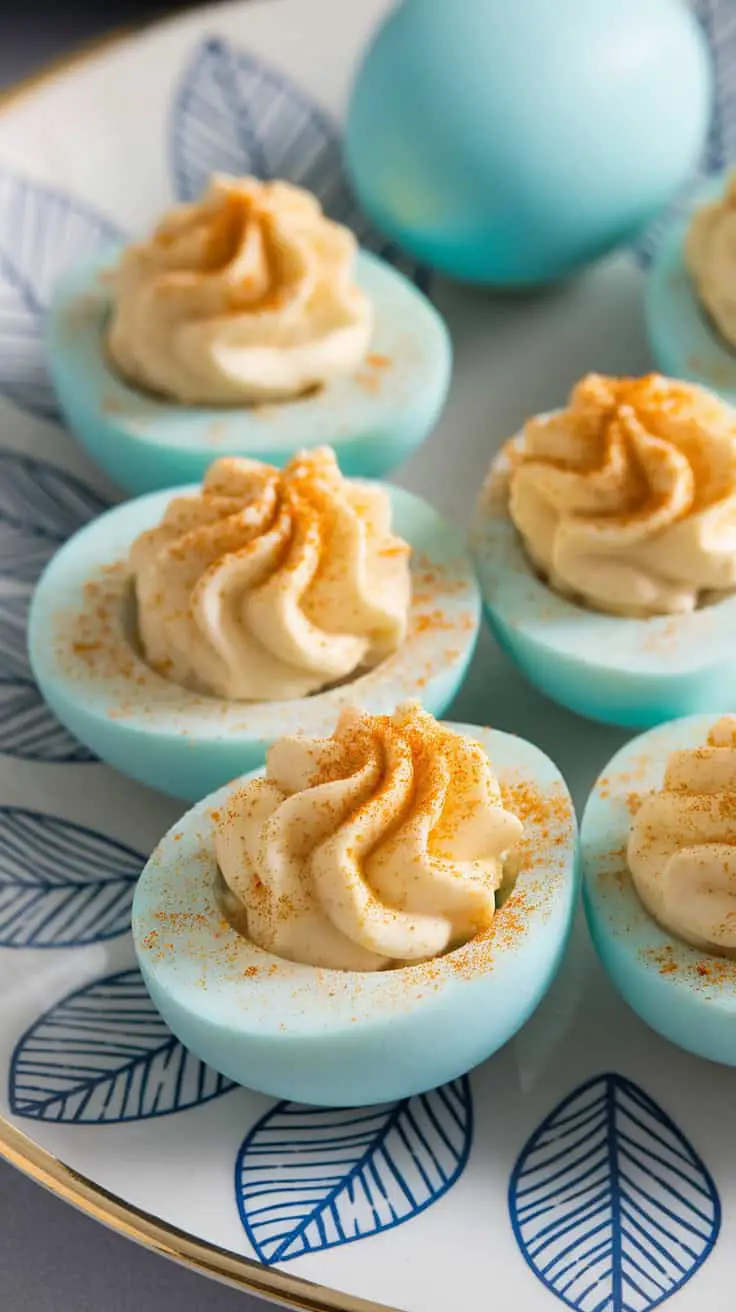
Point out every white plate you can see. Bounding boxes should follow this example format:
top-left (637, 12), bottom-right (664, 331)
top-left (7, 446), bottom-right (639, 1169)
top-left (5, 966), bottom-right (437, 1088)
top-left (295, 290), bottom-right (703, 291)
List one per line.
top-left (0, 3), bottom-right (734, 1311)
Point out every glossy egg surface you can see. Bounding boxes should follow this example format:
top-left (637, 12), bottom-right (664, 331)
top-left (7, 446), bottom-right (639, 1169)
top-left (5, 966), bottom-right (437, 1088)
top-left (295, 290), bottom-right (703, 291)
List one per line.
top-left (346, 0), bottom-right (711, 285)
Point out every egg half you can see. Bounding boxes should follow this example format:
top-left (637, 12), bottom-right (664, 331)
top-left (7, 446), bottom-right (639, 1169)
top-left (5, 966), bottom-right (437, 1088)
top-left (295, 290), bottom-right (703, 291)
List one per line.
top-left (28, 482), bottom-right (480, 801)
top-left (645, 173), bottom-right (736, 404)
top-left (583, 714), bottom-right (736, 1066)
top-left (132, 723), bottom-right (579, 1106)
top-left (472, 441), bottom-right (736, 727)
top-left (47, 248), bottom-right (451, 495)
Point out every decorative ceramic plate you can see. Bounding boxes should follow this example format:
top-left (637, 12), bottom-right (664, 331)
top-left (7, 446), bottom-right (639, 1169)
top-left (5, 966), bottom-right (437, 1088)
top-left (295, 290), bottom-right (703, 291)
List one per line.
top-left (1, 2), bottom-right (736, 1311)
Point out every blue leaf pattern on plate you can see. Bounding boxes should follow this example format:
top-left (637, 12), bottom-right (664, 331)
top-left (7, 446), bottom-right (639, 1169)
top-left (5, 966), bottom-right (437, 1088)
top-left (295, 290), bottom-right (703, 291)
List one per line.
top-left (170, 36), bottom-right (424, 284)
top-left (0, 808), bottom-right (142, 947)
top-left (0, 589), bottom-right (90, 761)
top-left (0, 453), bottom-right (108, 760)
top-left (0, 451), bottom-right (109, 582)
top-left (236, 1077), bottom-right (472, 1265)
top-left (697, 0), bottom-right (736, 173)
top-left (9, 968), bottom-right (235, 1122)
top-left (0, 170), bottom-right (120, 417)
top-left (633, 0), bottom-right (736, 265)
top-left (509, 1072), bottom-right (720, 1312)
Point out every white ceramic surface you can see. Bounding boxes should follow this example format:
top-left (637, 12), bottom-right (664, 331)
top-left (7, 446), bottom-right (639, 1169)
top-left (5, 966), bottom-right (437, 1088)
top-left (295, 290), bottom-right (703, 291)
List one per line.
top-left (2, 3), bottom-right (736, 1312)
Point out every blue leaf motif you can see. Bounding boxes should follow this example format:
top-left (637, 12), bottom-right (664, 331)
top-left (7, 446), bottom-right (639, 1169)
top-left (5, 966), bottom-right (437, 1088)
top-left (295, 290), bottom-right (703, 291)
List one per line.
top-left (0, 451), bottom-right (109, 582)
top-left (0, 170), bottom-right (120, 418)
top-left (170, 37), bottom-right (423, 284)
top-left (0, 453), bottom-right (107, 760)
top-left (509, 1073), bottom-right (721, 1312)
top-left (236, 1077), bottom-right (472, 1265)
top-left (9, 968), bottom-right (235, 1122)
top-left (0, 588), bottom-right (91, 761)
top-left (697, 0), bottom-right (736, 174)
top-left (0, 808), bottom-right (142, 947)
top-left (633, 0), bottom-right (736, 265)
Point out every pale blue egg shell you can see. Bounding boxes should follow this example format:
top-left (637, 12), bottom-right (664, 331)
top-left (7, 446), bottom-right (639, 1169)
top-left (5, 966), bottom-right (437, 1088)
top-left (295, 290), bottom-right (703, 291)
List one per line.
top-left (346, 0), bottom-right (711, 285)
top-left (646, 172), bottom-right (736, 400)
top-left (583, 715), bottom-right (736, 1066)
top-left (47, 247), bottom-right (451, 494)
top-left (472, 471), bottom-right (736, 727)
top-left (132, 723), bottom-right (579, 1106)
top-left (28, 482), bottom-right (480, 801)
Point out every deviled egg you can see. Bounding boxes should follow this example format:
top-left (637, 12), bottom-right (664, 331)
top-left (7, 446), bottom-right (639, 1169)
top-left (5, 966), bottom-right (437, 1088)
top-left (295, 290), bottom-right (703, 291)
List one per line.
top-left (583, 713), bottom-right (736, 1065)
top-left (47, 175), bottom-right (451, 493)
top-left (472, 372), bottom-right (736, 726)
top-left (646, 170), bottom-right (736, 401)
top-left (132, 702), bottom-right (578, 1106)
top-left (29, 448), bottom-right (480, 800)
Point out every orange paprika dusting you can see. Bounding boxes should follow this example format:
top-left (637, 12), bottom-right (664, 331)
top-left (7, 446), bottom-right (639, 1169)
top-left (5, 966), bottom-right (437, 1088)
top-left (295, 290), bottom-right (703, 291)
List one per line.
top-left (54, 553), bottom-right (470, 724)
top-left (643, 942), bottom-right (736, 988)
top-left (153, 910), bottom-right (208, 930)
top-left (49, 454), bottom-right (476, 759)
top-left (510, 372), bottom-right (736, 533)
top-left (413, 610), bottom-right (455, 635)
top-left (213, 704), bottom-right (571, 980)
top-left (378, 543), bottom-right (411, 559)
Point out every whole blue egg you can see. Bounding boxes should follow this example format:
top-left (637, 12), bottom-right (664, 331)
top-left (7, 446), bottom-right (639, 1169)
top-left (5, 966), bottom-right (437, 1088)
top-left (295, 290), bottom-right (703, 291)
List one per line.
top-left (345, 0), bottom-right (712, 285)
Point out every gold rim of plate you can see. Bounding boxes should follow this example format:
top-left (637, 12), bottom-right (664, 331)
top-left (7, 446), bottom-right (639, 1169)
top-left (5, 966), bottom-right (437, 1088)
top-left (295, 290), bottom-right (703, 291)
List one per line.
top-left (0, 15), bottom-right (393, 1312)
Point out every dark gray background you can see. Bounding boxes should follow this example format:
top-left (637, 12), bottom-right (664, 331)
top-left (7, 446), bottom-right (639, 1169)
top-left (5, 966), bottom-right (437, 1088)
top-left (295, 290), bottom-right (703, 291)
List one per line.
top-left (0, 12), bottom-right (269, 1309)
top-left (0, 2), bottom-right (196, 88)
